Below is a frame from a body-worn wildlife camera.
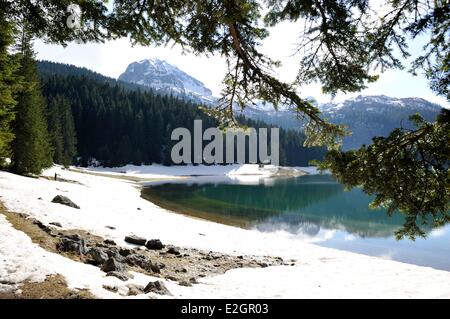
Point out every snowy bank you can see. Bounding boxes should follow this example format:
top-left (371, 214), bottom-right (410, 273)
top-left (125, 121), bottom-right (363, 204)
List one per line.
top-left (1, 166), bottom-right (450, 298)
top-left (76, 163), bottom-right (308, 180)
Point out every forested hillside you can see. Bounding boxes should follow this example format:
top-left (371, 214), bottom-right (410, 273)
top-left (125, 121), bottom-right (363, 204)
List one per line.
top-left (38, 61), bottom-right (325, 167)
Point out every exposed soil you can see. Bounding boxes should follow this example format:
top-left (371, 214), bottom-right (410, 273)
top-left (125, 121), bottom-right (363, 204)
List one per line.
top-left (0, 202), bottom-right (294, 298)
top-left (0, 275), bottom-right (94, 299)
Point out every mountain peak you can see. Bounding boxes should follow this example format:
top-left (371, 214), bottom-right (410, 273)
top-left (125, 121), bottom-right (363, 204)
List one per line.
top-left (119, 58), bottom-right (213, 103)
top-left (322, 95), bottom-right (441, 113)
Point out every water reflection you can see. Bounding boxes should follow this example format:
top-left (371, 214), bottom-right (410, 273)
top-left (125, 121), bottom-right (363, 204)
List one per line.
top-left (142, 175), bottom-right (407, 238)
top-left (141, 175), bottom-right (450, 271)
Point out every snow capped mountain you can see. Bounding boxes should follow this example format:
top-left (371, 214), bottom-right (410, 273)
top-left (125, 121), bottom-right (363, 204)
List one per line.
top-left (119, 58), bottom-right (443, 150)
top-left (321, 95), bottom-right (441, 114)
top-left (118, 58), bottom-right (214, 103)
top-left (320, 95), bottom-right (442, 149)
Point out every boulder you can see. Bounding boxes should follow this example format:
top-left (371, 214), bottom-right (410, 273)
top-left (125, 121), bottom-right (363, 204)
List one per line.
top-left (57, 236), bottom-right (87, 255)
top-left (125, 254), bottom-right (159, 273)
top-left (104, 239), bottom-right (116, 246)
top-left (101, 257), bottom-right (124, 273)
top-left (166, 247), bottom-right (181, 255)
top-left (144, 281), bottom-right (171, 295)
top-left (145, 239), bottom-right (164, 250)
top-left (124, 235), bottom-right (146, 246)
top-left (87, 247), bottom-right (109, 265)
top-left (105, 249), bottom-right (125, 263)
top-left (179, 281), bottom-right (192, 287)
top-left (126, 284), bottom-right (144, 296)
top-left (51, 195), bottom-right (80, 209)
top-left (49, 222), bottom-right (62, 228)
top-left (106, 271), bottom-right (132, 281)
top-left (119, 248), bottom-right (132, 257)
top-left (32, 220), bottom-right (52, 233)
top-left (150, 263), bottom-right (161, 274)
top-left (102, 285), bottom-right (118, 293)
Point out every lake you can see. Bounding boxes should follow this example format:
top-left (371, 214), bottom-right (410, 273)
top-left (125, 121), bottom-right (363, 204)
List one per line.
top-left (141, 175), bottom-right (450, 271)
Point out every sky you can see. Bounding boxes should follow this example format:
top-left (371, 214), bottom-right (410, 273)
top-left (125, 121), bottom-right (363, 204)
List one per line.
top-left (34, 18), bottom-right (449, 108)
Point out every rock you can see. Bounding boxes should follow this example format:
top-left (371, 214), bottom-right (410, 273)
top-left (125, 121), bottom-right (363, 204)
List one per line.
top-left (51, 195), bottom-right (80, 209)
top-left (258, 262), bottom-right (269, 268)
top-left (57, 236), bottom-right (87, 255)
top-left (166, 247), bottom-right (180, 255)
top-left (165, 275), bottom-right (179, 282)
top-left (105, 249), bottom-right (125, 263)
top-left (87, 247), bottom-right (109, 265)
top-left (150, 263), bottom-right (161, 274)
top-left (106, 271), bottom-right (132, 281)
top-left (156, 262), bottom-right (166, 269)
top-left (101, 258), bottom-right (124, 272)
top-left (49, 222), bottom-right (62, 228)
top-left (137, 208), bottom-right (141, 211)
top-left (32, 220), bottom-right (52, 233)
top-left (119, 248), bottom-right (131, 257)
top-left (145, 239), bottom-right (164, 250)
top-left (179, 281), bottom-right (192, 287)
top-left (124, 235), bottom-right (147, 246)
top-left (103, 285), bottom-right (118, 293)
top-left (144, 281), bottom-right (171, 295)
top-left (104, 239), bottom-right (116, 246)
top-left (125, 254), bottom-right (159, 273)
top-left (127, 284), bottom-right (144, 296)
top-left (105, 226), bottom-right (116, 230)
top-left (189, 277), bottom-right (198, 284)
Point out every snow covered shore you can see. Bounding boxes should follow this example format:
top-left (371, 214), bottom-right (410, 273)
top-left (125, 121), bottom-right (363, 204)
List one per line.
top-left (75, 163), bottom-right (308, 180)
top-left (1, 165), bottom-right (450, 298)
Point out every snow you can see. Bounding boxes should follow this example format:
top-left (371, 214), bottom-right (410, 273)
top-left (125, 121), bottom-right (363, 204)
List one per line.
top-left (1, 166), bottom-right (450, 298)
top-left (77, 163), bottom-right (305, 179)
top-left (0, 214), bottom-right (157, 298)
top-left (123, 58), bottom-right (213, 100)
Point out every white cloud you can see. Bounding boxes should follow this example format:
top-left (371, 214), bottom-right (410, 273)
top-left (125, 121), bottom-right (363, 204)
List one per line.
top-left (429, 228), bottom-right (446, 238)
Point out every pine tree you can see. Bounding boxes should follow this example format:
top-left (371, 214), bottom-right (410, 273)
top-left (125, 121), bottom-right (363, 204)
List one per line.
top-left (48, 95), bottom-right (77, 167)
top-left (47, 96), bottom-right (64, 164)
top-left (60, 96), bottom-right (77, 167)
top-left (11, 27), bottom-right (52, 175)
top-left (0, 12), bottom-right (18, 166)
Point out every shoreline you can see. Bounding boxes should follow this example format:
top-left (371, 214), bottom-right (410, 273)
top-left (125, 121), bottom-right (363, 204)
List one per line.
top-left (1, 165), bottom-right (450, 298)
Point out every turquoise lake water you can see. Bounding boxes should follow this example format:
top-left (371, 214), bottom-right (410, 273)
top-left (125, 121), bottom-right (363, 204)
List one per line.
top-left (142, 175), bottom-right (450, 271)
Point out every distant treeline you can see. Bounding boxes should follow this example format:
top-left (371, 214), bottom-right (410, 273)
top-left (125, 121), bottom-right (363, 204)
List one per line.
top-left (38, 61), bottom-right (325, 167)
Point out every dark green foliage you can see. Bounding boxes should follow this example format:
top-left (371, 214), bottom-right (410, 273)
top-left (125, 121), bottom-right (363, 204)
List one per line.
top-left (319, 110), bottom-right (450, 239)
top-left (47, 95), bottom-right (77, 166)
top-left (0, 10), bottom-right (18, 165)
top-left (37, 60), bottom-right (153, 93)
top-left (39, 61), bottom-right (323, 167)
top-left (1, 0), bottom-right (449, 236)
top-left (47, 97), bottom-right (64, 165)
top-left (1, 1), bottom-right (449, 144)
top-left (11, 30), bottom-right (52, 175)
